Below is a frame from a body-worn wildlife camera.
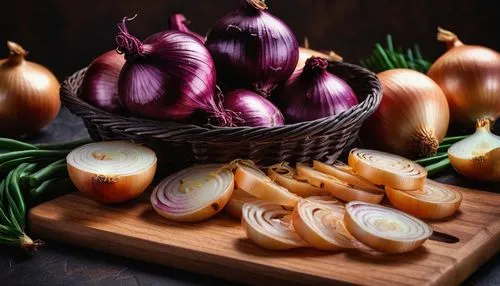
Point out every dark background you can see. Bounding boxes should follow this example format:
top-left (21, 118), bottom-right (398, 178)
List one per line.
top-left (1, 0), bottom-right (499, 80)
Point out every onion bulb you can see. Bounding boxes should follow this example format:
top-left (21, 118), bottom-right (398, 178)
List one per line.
top-left (151, 164), bottom-right (234, 222)
top-left (225, 188), bottom-right (257, 219)
top-left (296, 164), bottom-right (384, 204)
top-left (168, 14), bottom-right (205, 43)
top-left (448, 119), bottom-right (500, 181)
top-left (344, 201), bottom-right (433, 253)
top-left (67, 141), bottom-right (157, 204)
top-left (0, 41), bottom-right (60, 136)
top-left (242, 201), bottom-right (307, 250)
top-left (348, 149), bottom-right (427, 191)
top-left (294, 38), bottom-right (343, 73)
top-left (361, 69), bottom-right (449, 158)
top-left (386, 180), bottom-right (463, 219)
top-left (267, 162), bottom-right (326, 197)
top-left (234, 160), bottom-right (301, 207)
top-left (313, 161), bottom-right (384, 194)
top-left (428, 28), bottom-right (500, 125)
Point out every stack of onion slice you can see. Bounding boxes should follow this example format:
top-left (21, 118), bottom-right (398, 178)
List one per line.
top-left (151, 165), bottom-right (234, 222)
top-left (296, 164), bottom-right (384, 204)
top-left (268, 162), bottom-right (325, 197)
top-left (225, 188), bottom-right (257, 219)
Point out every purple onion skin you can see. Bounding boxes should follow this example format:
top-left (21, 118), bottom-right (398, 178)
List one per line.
top-left (223, 89), bottom-right (284, 127)
top-left (81, 50), bottom-right (125, 114)
top-left (116, 18), bottom-right (218, 121)
top-left (205, 0), bottom-right (299, 97)
top-left (168, 13), bottom-right (205, 43)
top-left (276, 57), bottom-right (358, 123)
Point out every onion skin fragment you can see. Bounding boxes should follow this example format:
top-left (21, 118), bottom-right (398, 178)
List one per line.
top-left (386, 180), bottom-right (463, 219)
top-left (225, 188), bottom-right (257, 219)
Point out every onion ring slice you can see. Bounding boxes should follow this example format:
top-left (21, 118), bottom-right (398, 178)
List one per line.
top-left (225, 188), bottom-right (257, 219)
top-left (268, 162), bottom-right (326, 197)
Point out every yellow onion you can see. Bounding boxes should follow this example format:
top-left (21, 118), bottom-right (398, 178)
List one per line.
top-left (361, 69), bottom-right (449, 158)
top-left (225, 188), bottom-right (257, 219)
top-left (267, 162), bottom-right (326, 197)
top-left (428, 28), bottom-right (500, 125)
top-left (0, 41), bottom-right (60, 136)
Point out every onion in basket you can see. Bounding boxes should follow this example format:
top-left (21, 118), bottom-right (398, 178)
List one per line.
top-left (151, 164), bottom-right (234, 222)
top-left (267, 162), bottom-right (326, 197)
top-left (67, 141), bottom-right (157, 204)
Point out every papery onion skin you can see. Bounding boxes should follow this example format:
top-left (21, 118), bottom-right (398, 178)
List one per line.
top-left (275, 57), bottom-right (358, 123)
top-left (0, 41), bottom-right (60, 136)
top-left (361, 69), bottom-right (449, 158)
top-left (168, 14), bottom-right (205, 43)
top-left (225, 188), bottom-right (257, 219)
top-left (428, 28), bottom-right (500, 125)
top-left (81, 50), bottom-right (125, 114)
top-left (205, 0), bottom-right (299, 96)
top-left (386, 180), bottom-right (463, 219)
top-left (223, 89), bottom-right (284, 127)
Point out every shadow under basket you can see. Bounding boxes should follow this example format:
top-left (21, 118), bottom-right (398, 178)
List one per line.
top-left (61, 61), bottom-right (382, 171)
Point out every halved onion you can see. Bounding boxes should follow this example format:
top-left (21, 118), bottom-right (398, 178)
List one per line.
top-left (386, 180), bottom-right (463, 219)
top-left (296, 164), bottom-right (384, 204)
top-left (67, 141), bottom-right (157, 204)
top-left (242, 201), bottom-right (307, 250)
top-left (151, 165), bottom-right (234, 222)
top-left (348, 149), bottom-right (427, 191)
top-left (234, 161), bottom-right (301, 207)
top-left (268, 162), bottom-right (326, 197)
top-left (225, 188), bottom-right (257, 219)
top-left (313, 160), bottom-right (384, 193)
top-left (344, 201), bottom-right (433, 253)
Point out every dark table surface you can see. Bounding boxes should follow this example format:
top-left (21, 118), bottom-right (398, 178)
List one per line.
top-left (0, 107), bottom-right (498, 286)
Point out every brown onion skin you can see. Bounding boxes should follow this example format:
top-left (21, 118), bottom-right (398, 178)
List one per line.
top-left (0, 42), bottom-right (60, 136)
top-left (81, 50), bottom-right (125, 114)
top-left (427, 29), bottom-right (500, 125)
top-left (361, 69), bottom-right (449, 158)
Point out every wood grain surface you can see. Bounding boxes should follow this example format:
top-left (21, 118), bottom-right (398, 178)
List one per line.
top-left (29, 182), bottom-right (500, 286)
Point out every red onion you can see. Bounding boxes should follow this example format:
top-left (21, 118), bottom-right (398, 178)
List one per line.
top-left (168, 14), bottom-right (205, 43)
top-left (223, 89), bottom-right (284, 127)
top-left (276, 57), bottom-right (358, 123)
top-left (80, 50), bottom-right (125, 114)
top-left (205, 0), bottom-right (299, 97)
top-left (116, 16), bottom-right (227, 124)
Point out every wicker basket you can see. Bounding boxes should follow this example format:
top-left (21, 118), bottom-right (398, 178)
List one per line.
top-left (61, 61), bottom-right (382, 170)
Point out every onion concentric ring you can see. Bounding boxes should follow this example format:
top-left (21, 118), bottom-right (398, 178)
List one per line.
top-left (386, 180), bottom-right (463, 219)
top-left (344, 201), bottom-right (433, 253)
top-left (151, 164), bottom-right (234, 222)
top-left (225, 188), bottom-right (257, 219)
top-left (242, 201), bottom-right (307, 250)
top-left (348, 149), bottom-right (427, 191)
top-left (268, 162), bottom-right (325, 197)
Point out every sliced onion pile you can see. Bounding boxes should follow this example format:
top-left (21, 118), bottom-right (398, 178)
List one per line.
top-left (225, 188), bottom-right (257, 219)
top-left (386, 180), bottom-right (463, 219)
top-left (296, 164), bottom-right (384, 204)
top-left (344, 202), bottom-right (433, 253)
top-left (241, 201), bottom-right (307, 250)
top-left (67, 141), bottom-right (157, 204)
top-left (348, 149), bottom-right (427, 191)
top-left (234, 161), bottom-right (301, 207)
top-left (151, 165), bottom-right (234, 222)
top-left (267, 162), bottom-right (326, 197)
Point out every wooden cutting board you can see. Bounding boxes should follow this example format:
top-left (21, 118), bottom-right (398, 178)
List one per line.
top-left (29, 182), bottom-right (500, 286)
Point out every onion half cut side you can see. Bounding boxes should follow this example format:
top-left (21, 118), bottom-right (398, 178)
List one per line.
top-left (268, 162), bottom-right (326, 197)
top-left (386, 180), bottom-right (463, 219)
top-left (234, 162), bottom-right (301, 207)
top-left (151, 164), bottom-right (234, 222)
top-left (344, 201), bottom-right (433, 253)
top-left (225, 188), bottom-right (257, 219)
top-left (296, 164), bottom-right (384, 204)
top-left (348, 149), bottom-right (427, 191)
top-left (67, 141), bottom-right (157, 204)
top-left (313, 160), bottom-right (384, 194)
top-left (242, 201), bottom-right (307, 250)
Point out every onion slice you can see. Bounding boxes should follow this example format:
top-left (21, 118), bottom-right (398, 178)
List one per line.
top-left (386, 180), bottom-right (463, 219)
top-left (234, 161), bottom-right (301, 207)
top-left (344, 201), bottom-right (433, 253)
top-left (313, 160), bottom-right (384, 194)
top-left (225, 188), bottom-right (257, 219)
top-left (67, 141), bottom-right (157, 204)
top-left (296, 164), bottom-right (384, 204)
top-left (151, 165), bottom-right (234, 222)
top-left (242, 201), bottom-right (307, 250)
top-left (348, 149), bottom-right (427, 191)
top-left (268, 162), bottom-right (326, 197)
